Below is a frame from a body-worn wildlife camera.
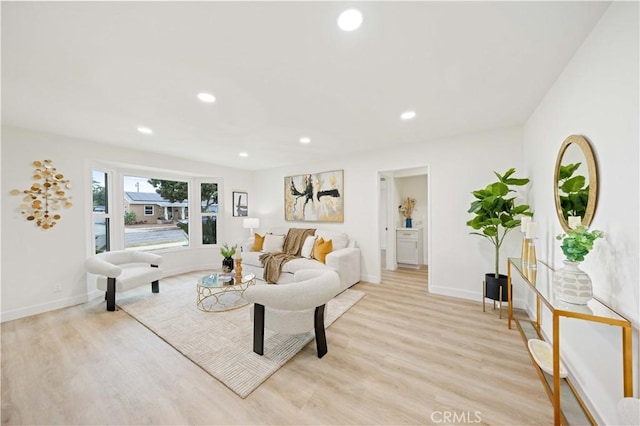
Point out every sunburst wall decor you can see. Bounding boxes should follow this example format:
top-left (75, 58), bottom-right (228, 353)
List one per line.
top-left (10, 160), bottom-right (73, 229)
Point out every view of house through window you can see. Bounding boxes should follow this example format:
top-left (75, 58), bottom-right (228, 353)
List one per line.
top-left (124, 175), bottom-right (189, 250)
top-left (92, 170), bottom-right (110, 253)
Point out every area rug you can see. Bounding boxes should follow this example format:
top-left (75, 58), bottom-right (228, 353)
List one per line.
top-left (117, 273), bottom-right (364, 398)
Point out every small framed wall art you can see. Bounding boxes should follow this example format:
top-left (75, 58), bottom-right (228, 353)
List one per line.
top-left (232, 191), bottom-right (248, 217)
top-left (284, 169), bottom-right (343, 222)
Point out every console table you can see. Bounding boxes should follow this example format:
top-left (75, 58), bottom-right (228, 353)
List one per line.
top-left (507, 258), bottom-right (633, 425)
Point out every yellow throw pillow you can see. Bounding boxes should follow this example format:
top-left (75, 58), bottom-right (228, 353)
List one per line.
top-left (252, 233), bottom-right (265, 252)
top-left (313, 238), bottom-right (333, 264)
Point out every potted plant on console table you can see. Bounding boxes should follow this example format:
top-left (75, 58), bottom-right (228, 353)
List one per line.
top-left (466, 168), bottom-right (533, 303)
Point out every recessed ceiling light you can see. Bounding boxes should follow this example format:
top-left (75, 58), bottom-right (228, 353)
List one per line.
top-left (337, 9), bottom-right (363, 32)
top-left (137, 126), bottom-right (153, 134)
top-left (239, 152), bottom-right (249, 157)
top-left (400, 111), bottom-right (417, 121)
top-left (197, 92), bottom-right (216, 103)
top-left (299, 137), bottom-right (311, 144)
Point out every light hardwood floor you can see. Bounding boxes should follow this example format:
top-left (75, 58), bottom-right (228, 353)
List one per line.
top-left (1, 267), bottom-right (552, 425)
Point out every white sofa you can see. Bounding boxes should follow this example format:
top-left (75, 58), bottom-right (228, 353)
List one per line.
top-left (240, 227), bottom-right (360, 292)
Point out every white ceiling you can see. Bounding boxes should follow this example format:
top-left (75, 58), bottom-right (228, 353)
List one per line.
top-left (2, 1), bottom-right (610, 171)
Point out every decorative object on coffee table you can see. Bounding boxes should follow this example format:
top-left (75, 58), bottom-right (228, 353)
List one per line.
top-left (553, 225), bottom-right (604, 305)
top-left (220, 242), bottom-right (236, 273)
top-left (235, 249), bottom-right (243, 282)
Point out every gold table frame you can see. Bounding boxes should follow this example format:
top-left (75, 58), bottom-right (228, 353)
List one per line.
top-left (507, 258), bottom-right (633, 426)
top-left (197, 272), bottom-right (256, 312)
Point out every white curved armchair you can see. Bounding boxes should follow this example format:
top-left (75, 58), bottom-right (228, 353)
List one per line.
top-left (243, 269), bottom-right (341, 358)
top-left (85, 250), bottom-right (163, 311)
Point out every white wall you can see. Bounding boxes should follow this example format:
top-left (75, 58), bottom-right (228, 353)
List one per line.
top-left (523, 2), bottom-right (639, 423)
top-left (251, 126), bottom-right (524, 298)
top-left (1, 126), bottom-right (253, 322)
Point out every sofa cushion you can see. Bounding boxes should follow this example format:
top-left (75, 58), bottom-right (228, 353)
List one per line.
top-left (263, 234), bottom-right (285, 253)
top-left (300, 235), bottom-right (316, 259)
top-left (313, 238), bottom-right (333, 263)
top-left (252, 233), bottom-right (265, 251)
top-left (242, 250), bottom-right (262, 267)
top-left (315, 230), bottom-right (349, 250)
top-left (281, 257), bottom-right (333, 274)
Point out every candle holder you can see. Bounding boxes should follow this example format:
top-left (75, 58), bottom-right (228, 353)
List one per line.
top-left (527, 239), bottom-right (537, 269)
top-left (235, 257), bottom-right (243, 282)
top-left (521, 235), bottom-right (530, 268)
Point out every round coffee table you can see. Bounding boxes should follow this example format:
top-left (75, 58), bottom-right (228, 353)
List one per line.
top-left (196, 271), bottom-right (256, 312)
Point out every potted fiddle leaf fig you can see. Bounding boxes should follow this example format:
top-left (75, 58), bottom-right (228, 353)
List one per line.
top-left (466, 168), bottom-right (533, 302)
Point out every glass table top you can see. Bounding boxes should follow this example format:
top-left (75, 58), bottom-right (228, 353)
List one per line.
top-left (508, 258), bottom-right (629, 324)
top-left (198, 271), bottom-right (256, 288)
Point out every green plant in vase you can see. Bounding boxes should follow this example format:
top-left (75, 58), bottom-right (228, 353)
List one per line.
top-left (556, 225), bottom-right (604, 262)
top-left (553, 225), bottom-right (604, 305)
top-left (220, 243), bottom-right (236, 273)
top-left (466, 168), bottom-right (533, 277)
top-left (467, 168), bottom-right (532, 303)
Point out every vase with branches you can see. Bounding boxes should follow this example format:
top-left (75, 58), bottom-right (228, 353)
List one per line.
top-left (399, 197), bottom-right (416, 228)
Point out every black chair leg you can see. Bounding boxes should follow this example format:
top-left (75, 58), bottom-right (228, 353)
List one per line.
top-left (106, 277), bottom-right (116, 312)
top-left (314, 304), bottom-right (328, 358)
top-left (253, 304), bottom-right (265, 355)
top-left (151, 264), bottom-right (159, 293)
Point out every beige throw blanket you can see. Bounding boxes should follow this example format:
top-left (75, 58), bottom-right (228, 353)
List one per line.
top-left (259, 228), bottom-right (316, 283)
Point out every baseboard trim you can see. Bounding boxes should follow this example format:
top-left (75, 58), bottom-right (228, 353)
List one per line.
top-left (429, 285), bottom-right (527, 309)
top-left (1, 293), bottom-right (89, 323)
top-left (360, 273), bottom-right (380, 284)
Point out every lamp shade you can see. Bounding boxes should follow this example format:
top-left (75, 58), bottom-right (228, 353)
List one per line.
top-left (243, 218), bottom-right (260, 230)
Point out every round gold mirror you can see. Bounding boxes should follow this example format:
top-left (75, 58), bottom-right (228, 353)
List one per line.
top-left (554, 135), bottom-right (598, 231)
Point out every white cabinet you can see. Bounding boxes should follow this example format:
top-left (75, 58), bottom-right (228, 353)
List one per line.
top-left (396, 228), bottom-right (423, 266)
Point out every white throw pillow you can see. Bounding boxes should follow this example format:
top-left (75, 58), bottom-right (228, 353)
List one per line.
top-left (316, 230), bottom-right (349, 251)
top-left (300, 235), bottom-right (316, 259)
top-left (262, 234), bottom-right (285, 253)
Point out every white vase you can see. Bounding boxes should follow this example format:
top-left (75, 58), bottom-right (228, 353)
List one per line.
top-left (553, 260), bottom-right (592, 305)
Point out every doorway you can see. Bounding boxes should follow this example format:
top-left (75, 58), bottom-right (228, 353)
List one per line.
top-left (377, 167), bottom-right (430, 289)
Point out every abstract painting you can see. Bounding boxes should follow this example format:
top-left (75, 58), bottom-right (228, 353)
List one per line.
top-left (284, 170), bottom-right (343, 222)
top-left (233, 191), bottom-right (248, 217)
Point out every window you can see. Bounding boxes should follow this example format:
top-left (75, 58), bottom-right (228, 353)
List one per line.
top-left (92, 170), bottom-right (110, 253)
top-left (201, 182), bottom-right (218, 245)
top-left (90, 166), bottom-right (220, 254)
top-left (124, 175), bottom-right (189, 250)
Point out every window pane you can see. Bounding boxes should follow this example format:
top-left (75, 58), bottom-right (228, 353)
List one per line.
top-left (94, 217), bottom-right (110, 253)
top-left (202, 216), bottom-right (217, 245)
top-left (201, 183), bottom-right (218, 213)
top-left (92, 171), bottom-right (108, 213)
top-left (124, 176), bottom-right (189, 250)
